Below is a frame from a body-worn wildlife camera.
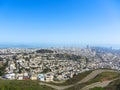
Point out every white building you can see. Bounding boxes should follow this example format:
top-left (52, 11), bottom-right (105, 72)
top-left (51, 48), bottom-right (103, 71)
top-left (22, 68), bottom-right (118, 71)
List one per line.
top-left (38, 74), bottom-right (45, 81)
top-left (4, 73), bottom-right (15, 80)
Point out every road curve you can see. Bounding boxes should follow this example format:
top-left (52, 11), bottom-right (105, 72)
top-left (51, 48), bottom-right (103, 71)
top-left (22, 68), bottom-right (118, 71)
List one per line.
top-left (80, 78), bottom-right (119, 90)
top-left (40, 82), bottom-right (74, 90)
top-left (39, 69), bottom-right (119, 90)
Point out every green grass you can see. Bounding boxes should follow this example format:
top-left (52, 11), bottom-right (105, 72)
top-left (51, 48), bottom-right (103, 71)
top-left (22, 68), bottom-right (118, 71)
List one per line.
top-left (104, 79), bottom-right (120, 90)
top-left (86, 72), bottom-right (120, 84)
top-left (0, 80), bottom-right (55, 90)
top-left (48, 70), bottom-right (92, 86)
top-left (89, 87), bottom-right (105, 90)
top-left (65, 72), bottom-right (120, 90)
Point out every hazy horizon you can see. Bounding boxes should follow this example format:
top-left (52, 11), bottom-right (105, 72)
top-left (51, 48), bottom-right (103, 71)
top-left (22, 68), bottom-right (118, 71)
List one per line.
top-left (0, 42), bottom-right (120, 49)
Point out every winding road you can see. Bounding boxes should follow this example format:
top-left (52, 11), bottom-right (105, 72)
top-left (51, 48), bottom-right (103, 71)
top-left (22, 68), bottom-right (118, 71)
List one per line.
top-left (80, 78), bottom-right (119, 90)
top-left (39, 69), bottom-right (119, 90)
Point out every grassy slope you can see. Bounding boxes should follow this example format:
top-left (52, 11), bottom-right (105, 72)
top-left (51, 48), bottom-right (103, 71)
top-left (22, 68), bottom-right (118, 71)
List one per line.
top-left (65, 71), bottom-right (120, 90)
top-left (86, 72), bottom-right (120, 84)
top-left (105, 79), bottom-right (120, 90)
top-left (87, 78), bottom-right (120, 90)
top-left (90, 87), bottom-right (105, 90)
top-left (0, 80), bottom-right (55, 90)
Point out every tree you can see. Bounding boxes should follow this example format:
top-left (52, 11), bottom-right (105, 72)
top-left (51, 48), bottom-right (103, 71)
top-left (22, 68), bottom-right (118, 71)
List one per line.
top-left (0, 60), bottom-right (8, 76)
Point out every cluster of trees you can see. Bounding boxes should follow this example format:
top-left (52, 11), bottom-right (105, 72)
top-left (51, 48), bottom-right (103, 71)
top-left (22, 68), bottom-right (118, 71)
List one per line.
top-left (54, 53), bottom-right (81, 60)
top-left (36, 49), bottom-right (54, 53)
top-left (0, 61), bottom-right (8, 76)
top-left (41, 67), bottom-right (51, 73)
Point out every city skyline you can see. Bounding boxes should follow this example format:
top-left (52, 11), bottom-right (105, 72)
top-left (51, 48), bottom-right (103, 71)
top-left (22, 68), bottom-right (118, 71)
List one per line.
top-left (0, 0), bottom-right (120, 48)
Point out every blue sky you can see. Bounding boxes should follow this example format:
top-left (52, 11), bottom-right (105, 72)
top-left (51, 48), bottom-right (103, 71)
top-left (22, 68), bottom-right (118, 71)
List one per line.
top-left (0, 0), bottom-right (120, 47)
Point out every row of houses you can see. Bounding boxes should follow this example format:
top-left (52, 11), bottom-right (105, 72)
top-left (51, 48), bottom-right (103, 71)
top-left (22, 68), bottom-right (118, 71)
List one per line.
top-left (3, 73), bottom-right (54, 82)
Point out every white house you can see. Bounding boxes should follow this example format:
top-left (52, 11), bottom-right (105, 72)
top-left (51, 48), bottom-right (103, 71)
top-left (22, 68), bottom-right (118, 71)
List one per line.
top-left (45, 74), bottom-right (54, 82)
top-left (38, 74), bottom-right (45, 81)
top-left (4, 73), bottom-right (15, 80)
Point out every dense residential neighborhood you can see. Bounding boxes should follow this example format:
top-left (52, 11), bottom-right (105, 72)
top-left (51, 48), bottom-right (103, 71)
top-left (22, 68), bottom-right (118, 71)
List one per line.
top-left (0, 47), bottom-right (120, 82)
